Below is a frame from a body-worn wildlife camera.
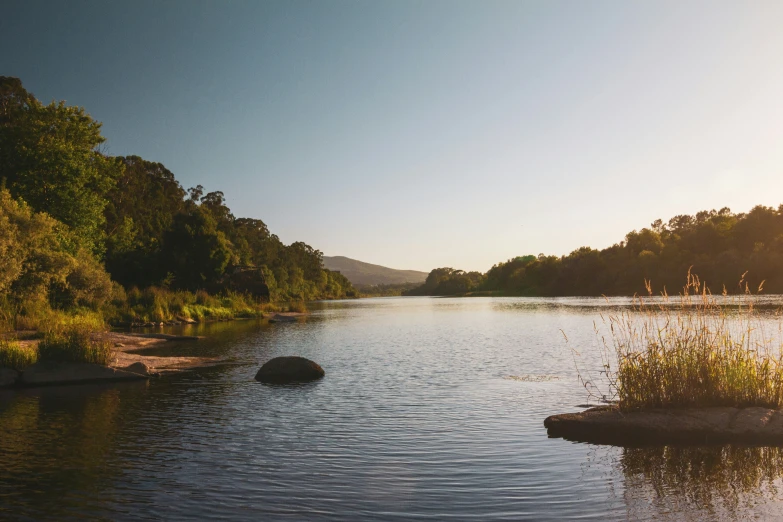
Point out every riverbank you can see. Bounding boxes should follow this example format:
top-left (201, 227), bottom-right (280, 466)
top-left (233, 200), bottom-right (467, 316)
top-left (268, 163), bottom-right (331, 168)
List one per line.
top-left (0, 332), bottom-right (216, 388)
top-left (7, 331), bottom-right (218, 374)
top-left (0, 310), bottom-right (312, 388)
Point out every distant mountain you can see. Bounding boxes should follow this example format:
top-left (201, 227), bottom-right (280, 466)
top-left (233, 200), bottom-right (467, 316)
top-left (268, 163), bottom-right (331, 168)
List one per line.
top-left (322, 256), bottom-right (428, 286)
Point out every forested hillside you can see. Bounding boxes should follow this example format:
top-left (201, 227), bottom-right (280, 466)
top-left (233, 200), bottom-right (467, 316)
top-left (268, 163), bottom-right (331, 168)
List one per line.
top-left (406, 206), bottom-right (783, 296)
top-left (0, 76), bottom-right (355, 325)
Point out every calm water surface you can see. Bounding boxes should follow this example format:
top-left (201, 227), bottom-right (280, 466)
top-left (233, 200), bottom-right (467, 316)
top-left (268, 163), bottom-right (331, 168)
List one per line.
top-left (3, 297), bottom-right (783, 520)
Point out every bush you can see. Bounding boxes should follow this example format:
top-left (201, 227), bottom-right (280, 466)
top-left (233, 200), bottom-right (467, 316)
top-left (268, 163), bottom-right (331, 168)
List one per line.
top-left (63, 249), bottom-right (114, 307)
top-left (38, 323), bottom-right (112, 366)
top-left (0, 339), bottom-right (37, 370)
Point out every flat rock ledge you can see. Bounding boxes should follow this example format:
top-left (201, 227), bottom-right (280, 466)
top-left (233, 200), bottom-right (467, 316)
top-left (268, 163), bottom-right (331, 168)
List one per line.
top-left (544, 405), bottom-right (783, 446)
top-left (17, 362), bottom-right (149, 387)
top-left (125, 333), bottom-right (203, 341)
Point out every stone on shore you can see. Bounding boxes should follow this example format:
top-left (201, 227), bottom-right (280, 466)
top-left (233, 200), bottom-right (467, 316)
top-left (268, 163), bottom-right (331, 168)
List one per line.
top-left (544, 405), bottom-right (783, 446)
top-left (124, 362), bottom-right (153, 376)
top-left (19, 362), bottom-right (148, 387)
top-left (125, 333), bottom-right (202, 341)
top-left (255, 356), bottom-right (324, 384)
top-left (0, 368), bottom-right (19, 388)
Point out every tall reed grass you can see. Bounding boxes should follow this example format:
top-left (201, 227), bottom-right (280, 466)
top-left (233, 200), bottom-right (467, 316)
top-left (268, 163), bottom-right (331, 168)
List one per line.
top-left (108, 287), bottom-right (263, 324)
top-left (574, 271), bottom-right (783, 411)
top-left (37, 320), bottom-right (113, 366)
top-left (0, 339), bottom-right (37, 370)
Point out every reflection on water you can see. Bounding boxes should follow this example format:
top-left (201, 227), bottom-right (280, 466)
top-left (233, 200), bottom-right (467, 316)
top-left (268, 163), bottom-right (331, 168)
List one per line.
top-left (0, 382), bottom-right (149, 518)
top-left (620, 445), bottom-right (783, 520)
top-left (3, 297), bottom-right (783, 520)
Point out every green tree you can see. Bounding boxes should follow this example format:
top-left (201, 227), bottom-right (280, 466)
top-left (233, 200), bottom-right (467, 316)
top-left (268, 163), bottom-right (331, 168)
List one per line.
top-left (103, 156), bottom-right (186, 286)
top-left (0, 77), bottom-right (122, 254)
top-left (160, 207), bottom-right (234, 290)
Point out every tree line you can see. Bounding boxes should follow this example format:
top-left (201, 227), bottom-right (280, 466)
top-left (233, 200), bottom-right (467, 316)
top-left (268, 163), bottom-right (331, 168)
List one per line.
top-left (405, 206), bottom-right (783, 296)
top-left (0, 76), bottom-right (356, 318)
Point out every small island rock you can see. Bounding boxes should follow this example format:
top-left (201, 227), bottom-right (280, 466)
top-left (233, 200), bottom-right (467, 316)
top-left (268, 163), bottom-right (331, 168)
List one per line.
top-left (255, 356), bottom-right (324, 384)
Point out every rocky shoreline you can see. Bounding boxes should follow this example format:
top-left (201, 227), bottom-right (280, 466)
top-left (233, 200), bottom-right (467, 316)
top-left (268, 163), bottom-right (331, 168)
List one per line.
top-left (1, 331), bottom-right (218, 389)
top-left (545, 405), bottom-right (783, 446)
top-left (1, 312), bottom-right (309, 389)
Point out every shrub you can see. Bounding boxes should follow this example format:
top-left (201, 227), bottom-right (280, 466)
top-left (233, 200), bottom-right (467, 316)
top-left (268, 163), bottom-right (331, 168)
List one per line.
top-left (38, 323), bottom-right (112, 366)
top-left (0, 339), bottom-right (37, 370)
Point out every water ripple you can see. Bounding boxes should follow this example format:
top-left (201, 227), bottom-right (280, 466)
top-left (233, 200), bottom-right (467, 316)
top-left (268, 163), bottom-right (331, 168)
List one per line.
top-left (3, 297), bottom-right (783, 520)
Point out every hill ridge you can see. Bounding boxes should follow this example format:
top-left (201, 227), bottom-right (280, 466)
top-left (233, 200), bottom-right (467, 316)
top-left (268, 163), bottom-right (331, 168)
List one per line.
top-left (323, 256), bottom-right (428, 286)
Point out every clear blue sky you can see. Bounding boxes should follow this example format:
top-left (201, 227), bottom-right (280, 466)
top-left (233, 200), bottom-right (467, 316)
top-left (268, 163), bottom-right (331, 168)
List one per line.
top-left (3, 1), bottom-right (783, 272)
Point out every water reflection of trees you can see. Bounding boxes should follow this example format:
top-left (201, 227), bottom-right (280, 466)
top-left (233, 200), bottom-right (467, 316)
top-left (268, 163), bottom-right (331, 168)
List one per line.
top-left (0, 383), bottom-right (143, 518)
top-left (0, 321), bottom-right (281, 519)
top-left (621, 445), bottom-right (783, 520)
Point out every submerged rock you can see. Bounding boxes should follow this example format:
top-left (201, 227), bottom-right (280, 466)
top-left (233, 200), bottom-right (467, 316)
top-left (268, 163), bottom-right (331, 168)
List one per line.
top-left (0, 368), bottom-right (19, 388)
top-left (268, 314), bottom-right (298, 323)
top-left (19, 362), bottom-right (148, 387)
top-left (544, 405), bottom-right (783, 446)
top-left (255, 356), bottom-right (324, 384)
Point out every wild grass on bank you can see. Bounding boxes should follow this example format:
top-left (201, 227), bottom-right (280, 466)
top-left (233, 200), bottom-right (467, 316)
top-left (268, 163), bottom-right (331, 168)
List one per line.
top-left (37, 322), bottom-right (113, 366)
top-left (574, 271), bottom-right (783, 411)
top-left (0, 339), bottom-right (37, 370)
top-left (107, 287), bottom-right (263, 324)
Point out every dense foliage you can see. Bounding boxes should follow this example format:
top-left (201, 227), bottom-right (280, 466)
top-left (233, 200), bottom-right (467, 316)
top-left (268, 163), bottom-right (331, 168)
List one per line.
top-left (0, 77), bottom-right (356, 327)
top-left (407, 206), bottom-right (783, 296)
top-left (0, 77), bottom-right (122, 255)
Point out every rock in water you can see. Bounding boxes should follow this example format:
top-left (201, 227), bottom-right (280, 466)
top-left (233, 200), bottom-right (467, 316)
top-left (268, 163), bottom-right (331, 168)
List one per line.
top-left (255, 356), bottom-right (324, 384)
top-left (544, 405), bottom-right (783, 445)
top-left (268, 313), bottom-right (297, 323)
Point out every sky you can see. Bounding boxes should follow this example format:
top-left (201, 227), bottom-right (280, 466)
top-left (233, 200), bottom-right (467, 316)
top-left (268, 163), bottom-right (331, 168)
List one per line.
top-left (2, 1), bottom-right (783, 272)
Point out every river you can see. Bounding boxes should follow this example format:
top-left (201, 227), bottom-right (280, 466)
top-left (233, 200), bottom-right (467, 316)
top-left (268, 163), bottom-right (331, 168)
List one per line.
top-left (2, 297), bottom-right (783, 520)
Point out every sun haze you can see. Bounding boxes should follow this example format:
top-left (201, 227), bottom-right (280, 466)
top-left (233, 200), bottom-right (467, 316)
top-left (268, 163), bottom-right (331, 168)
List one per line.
top-left (3, 1), bottom-right (782, 271)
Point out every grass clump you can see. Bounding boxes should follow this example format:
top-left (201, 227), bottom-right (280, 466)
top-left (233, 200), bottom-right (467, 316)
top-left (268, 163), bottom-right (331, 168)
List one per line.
top-left (0, 339), bottom-right (37, 370)
top-left (576, 271), bottom-right (783, 411)
top-left (107, 287), bottom-right (263, 324)
top-left (38, 323), bottom-right (112, 366)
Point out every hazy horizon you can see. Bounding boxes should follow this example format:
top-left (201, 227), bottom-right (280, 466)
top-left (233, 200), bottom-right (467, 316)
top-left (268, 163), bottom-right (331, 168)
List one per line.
top-left (3, 1), bottom-right (783, 272)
